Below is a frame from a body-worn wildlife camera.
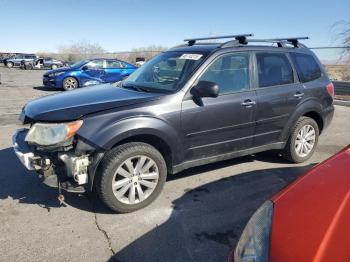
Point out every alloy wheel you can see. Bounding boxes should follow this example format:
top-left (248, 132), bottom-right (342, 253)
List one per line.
top-left (295, 124), bottom-right (316, 158)
top-left (111, 155), bottom-right (159, 205)
top-left (63, 77), bottom-right (78, 90)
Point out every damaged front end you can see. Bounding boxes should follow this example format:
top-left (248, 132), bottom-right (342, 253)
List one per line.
top-left (12, 121), bottom-right (102, 196)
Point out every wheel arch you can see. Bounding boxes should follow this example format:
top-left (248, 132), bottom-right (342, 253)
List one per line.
top-left (281, 101), bottom-right (324, 141)
top-left (83, 116), bottom-right (182, 191)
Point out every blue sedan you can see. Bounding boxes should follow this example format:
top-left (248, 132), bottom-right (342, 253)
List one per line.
top-left (43, 58), bottom-right (137, 91)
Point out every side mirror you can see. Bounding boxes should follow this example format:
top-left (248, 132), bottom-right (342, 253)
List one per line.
top-left (81, 65), bottom-right (89, 71)
top-left (191, 81), bottom-right (219, 98)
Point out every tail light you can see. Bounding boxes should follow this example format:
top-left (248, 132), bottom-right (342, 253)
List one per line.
top-left (326, 82), bottom-right (335, 98)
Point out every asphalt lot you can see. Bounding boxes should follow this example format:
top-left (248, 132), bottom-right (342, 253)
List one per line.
top-left (0, 65), bottom-right (349, 262)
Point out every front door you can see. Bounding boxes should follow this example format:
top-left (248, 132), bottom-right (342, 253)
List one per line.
top-left (181, 52), bottom-right (257, 161)
top-left (80, 59), bottom-right (106, 85)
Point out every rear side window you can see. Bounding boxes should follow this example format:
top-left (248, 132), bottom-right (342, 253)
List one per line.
top-left (256, 53), bottom-right (294, 88)
top-left (290, 53), bottom-right (322, 83)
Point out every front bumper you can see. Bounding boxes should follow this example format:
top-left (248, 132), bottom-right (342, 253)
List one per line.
top-left (43, 76), bottom-right (57, 87)
top-left (12, 129), bottom-right (36, 170)
top-left (12, 128), bottom-right (91, 193)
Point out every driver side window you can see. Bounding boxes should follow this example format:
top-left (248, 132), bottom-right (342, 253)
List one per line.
top-left (198, 53), bottom-right (250, 94)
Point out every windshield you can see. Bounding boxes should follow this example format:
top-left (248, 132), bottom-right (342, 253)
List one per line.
top-left (70, 59), bottom-right (89, 68)
top-left (124, 51), bottom-right (207, 93)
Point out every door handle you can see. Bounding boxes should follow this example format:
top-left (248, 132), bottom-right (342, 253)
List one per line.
top-left (294, 92), bottom-right (304, 98)
top-left (241, 100), bottom-right (256, 107)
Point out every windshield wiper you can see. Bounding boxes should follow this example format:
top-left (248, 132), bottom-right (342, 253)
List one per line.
top-left (122, 84), bottom-right (150, 93)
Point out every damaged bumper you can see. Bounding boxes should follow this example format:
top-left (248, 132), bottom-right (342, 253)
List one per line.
top-left (12, 128), bottom-right (97, 193)
top-left (13, 129), bottom-right (39, 170)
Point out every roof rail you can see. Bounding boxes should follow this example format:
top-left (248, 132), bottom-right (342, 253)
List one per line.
top-left (184, 34), bottom-right (253, 46)
top-left (221, 37), bottom-right (309, 48)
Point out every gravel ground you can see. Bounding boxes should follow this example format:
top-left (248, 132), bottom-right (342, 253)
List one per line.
top-left (0, 65), bottom-right (349, 262)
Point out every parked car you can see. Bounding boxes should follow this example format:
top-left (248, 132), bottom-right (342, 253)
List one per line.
top-left (43, 58), bottom-right (137, 91)
top-left (4, 53), bottom-right (37, 68)
top-left (13, 34), bottom-right (334, 213)
top-left (230, 145), bottom-right (350, 262)
top-left (135, 57), bottom-right (146, 67)
top-left (20, 57), bottom-right (66, 70)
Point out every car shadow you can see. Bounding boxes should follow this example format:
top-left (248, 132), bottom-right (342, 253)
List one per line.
top-left (33, 86), bottom-right (61, 92)
top-left (0, 146), bottom-right (315, 261)
top-left (0, 147), bottom-right (313, 214)
top-left (108, 162), bottom-right (314, 262)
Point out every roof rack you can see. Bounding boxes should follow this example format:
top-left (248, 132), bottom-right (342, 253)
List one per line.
top-left (184, 34), bottom-right (253, 46)
top-left (221, 37), bottom-right (309, 48)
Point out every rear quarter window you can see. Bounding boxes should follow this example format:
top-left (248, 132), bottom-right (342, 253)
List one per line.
top-left (291, 53), bottom-right (322, 83)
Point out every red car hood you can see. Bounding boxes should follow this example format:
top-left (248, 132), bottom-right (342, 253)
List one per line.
top-left (270, 146), bottom-right (350, 262)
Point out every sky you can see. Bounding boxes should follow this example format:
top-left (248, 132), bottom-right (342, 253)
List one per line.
top-left (0, 0), bottom-right (349, 61)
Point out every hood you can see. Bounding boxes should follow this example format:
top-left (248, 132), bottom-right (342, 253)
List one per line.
top-left (270, 145), bottom-right (350, 262)
top-left (44, 66), bottom-right (73, 76)
top-left (22, 84), bottom-right (162, 122)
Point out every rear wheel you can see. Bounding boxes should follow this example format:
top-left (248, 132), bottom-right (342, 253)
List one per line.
top-left (96, 142), bottom-right (167, 213)
top-left (282, 116), bottom-right (319, 163)
top-left (62, 77), bottom-right (78, 91)
top-left (51, 64), bottom-right (58, 69)
top-left (7, 62), bottom-right (14, 68)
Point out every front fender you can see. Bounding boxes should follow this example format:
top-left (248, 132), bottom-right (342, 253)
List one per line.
top-left (78, 115), bottom-right (183, 163)
top-left (280, 98), bottom-right (323, 141)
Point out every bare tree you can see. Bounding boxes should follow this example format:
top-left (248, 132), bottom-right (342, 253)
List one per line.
top-left (57, 41), bottom-right (106, 62)
top-left (333, 21), bottom-right (350, 62)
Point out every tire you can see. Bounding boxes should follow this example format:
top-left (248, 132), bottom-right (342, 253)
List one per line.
top-left (7, 62), bottom-right (14, 68)
top-left (62, 77), bottom-right (78, 91)
top-left (282, 116), bottom-right (319, 163)
top-left (51, 64), bottom-right (58, 69)
top-left (95, 142), bottom-right (167, 213)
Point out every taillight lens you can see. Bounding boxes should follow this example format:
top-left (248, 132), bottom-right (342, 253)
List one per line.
top-left (326, 82), bottom-right (335, 98)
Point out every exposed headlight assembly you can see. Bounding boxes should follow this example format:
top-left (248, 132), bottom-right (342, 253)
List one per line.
top-left (25, 120), bottom-right (83, 146)
top-left (234, 200), bottom-right (273, 262)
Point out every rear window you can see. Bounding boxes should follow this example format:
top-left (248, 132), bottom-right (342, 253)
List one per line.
top-left (256, 53), bottom-right (294, 88)
top-left (291, 53), bottom-right (322, 83)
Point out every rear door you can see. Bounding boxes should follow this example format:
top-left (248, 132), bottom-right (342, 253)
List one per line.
top-left (253, 51), bottom-right (302, 146)
top-left (181, 52), bottom-right (257, 161)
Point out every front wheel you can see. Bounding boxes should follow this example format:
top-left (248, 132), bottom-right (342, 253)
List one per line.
top-left (62, 77), bottom-right (78, 91)
top-left (51, 64), bottom-right (58, 69)
top-left (282, 116), bottom-right (319, 163)
top-left (7, 62), bottom-right (14, 68)
top-left (96, 142), bottom-right (167, 213)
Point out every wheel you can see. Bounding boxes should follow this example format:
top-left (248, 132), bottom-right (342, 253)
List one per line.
top-left (62, 77), bottom-right (78, 91)
top-left (282, 116), bottom-right (319, 163)
top-left (51, 64), bottom-right (58, 69)
top-left (7, 62), bottom-right (14, 68)
top-left (96, 142), bottom-right (167, 213)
